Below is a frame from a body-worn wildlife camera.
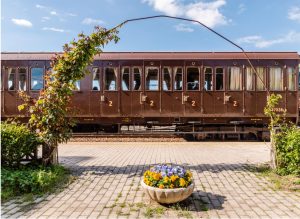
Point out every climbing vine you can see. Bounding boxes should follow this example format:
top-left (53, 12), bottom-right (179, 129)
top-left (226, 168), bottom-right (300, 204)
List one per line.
top-left (19, 26), bottom-right (121, 163)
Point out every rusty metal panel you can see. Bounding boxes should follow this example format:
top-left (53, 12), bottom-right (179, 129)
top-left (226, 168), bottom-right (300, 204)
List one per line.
top-left (3, 52), bottom-right (299, 61)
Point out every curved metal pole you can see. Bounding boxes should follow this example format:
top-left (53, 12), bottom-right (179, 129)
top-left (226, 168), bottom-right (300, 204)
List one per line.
top-left (108, 15), bottom-right (268, 92)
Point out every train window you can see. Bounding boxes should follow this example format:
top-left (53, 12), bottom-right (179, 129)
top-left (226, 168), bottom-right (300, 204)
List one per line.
top-left (31, 68), bottom-right (44, 90)
top-left (228, 67), bottom-right (242, 90)
top-left (256, 67), bottom-right (266, 91)
top-left (92, 68), bottom-right (100, 91)
top-left (269, 67), bottom-right (283, 91)
top-left (145, 67), bottom-right (159, 91)
top-left (246, 67), bottom-right (255, 91)
top-left (287, 67), bottom-right (296, 91)
top-left (122, 67), bottom-right (130, 91)
top-left (8, 68), bottom-right (16, 90)
top-left (105, 68), bottom-right (117, 91)
top-left (186, 67), bottom-right (199, 91)
top-left (215, 67), bottom-right (224, 90)
top-left (163, 67), bottom-right (171, 91)
top-left (74, 80), bottom-right (80, 91)
top-left (204, 67), bottom-right (213, 91)
top-left (132, 67), bottom-right (141, 90)
top-left (18, 68), bottom-right (27, 91)
top-left (174, 67), bottom-right (183, 91)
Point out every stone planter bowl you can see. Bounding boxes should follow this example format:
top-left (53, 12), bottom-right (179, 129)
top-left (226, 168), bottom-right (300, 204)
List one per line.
top-left (141, 180), bottom-right (195, 204)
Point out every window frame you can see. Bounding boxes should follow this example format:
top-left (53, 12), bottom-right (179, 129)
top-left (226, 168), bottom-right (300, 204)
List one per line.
top-left (287, 66), bottom-right (296, 91)
top-left (132, 66), bottom-right (142, 91)
top-left (173, 66), bottom-right (183, 92)
top-left (104, 67), bottom-right (118, 91)
top-left (30, 67), bottom-right (44, 91)
top-left (186, 66), bottom-right (200, 91)
top-left (91, 67), bottom-right (101, 91)
top-left (204, 66), bottom-right (213, 91)
top-left (255, 67), bottom-right (267, 91)
top-left (121, 66), bottom-right (130, 91)
top-left (215, 66), bottom-right (225, 91)
top-left (18, 67), bottom-right (28, 91)
top-left (162, 66), bottom-right (172, 91)
top-left (145, 66), bottom-right (160, 91)
top-left (7, 67), bottom-right (17, 91)
top-left (227, 66), bottom-right (242, 91)
top-left (245, 66), bottom-right (255, 91)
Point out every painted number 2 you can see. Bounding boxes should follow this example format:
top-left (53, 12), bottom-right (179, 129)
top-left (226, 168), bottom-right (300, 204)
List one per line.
top-left (233, 101), bottom-right (238, 107)
top-left (150, 100), bottom-right (154, 107)
top-left (108, 101), bottom-right (113, 107)
top-left (191, 100), bottom-right (196, 107)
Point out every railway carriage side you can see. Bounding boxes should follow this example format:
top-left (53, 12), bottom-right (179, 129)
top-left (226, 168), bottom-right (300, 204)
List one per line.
top-left (1, 52), bottom-right (299, 139)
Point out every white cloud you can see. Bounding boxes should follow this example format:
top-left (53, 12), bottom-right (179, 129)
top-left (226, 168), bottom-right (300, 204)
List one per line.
top-left (143, 0), bottom-right (227, 28)
top-left (238, 3), bottom-right (246, 14)
top-left (174, 23), bottom-right (194, 32)
top-left (66, 13), bottom-right (77, 17)
top-left (288, 7), bottom-right (300, 22)
top-left (237, 31), bottom-right (300, 48)
top-left (11, 18), bottom-right (32, 27)
top-left (36, 4), bottom-right (46, 9)
top-left (42, 27), bottom-right (66, 32)
top-left (41, 16), bottom-right (50, 22)
top-left (50, 11), bottom-right (57, 16)
top-left (82, 18), bottom-right (105, 25)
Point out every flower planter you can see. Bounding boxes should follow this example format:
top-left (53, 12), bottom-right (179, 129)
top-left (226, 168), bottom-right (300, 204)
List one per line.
top-left (141, 180), bottom-right (195, 204)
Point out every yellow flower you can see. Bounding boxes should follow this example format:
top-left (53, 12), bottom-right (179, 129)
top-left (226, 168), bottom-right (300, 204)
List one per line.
top-left (170, 184), bottom-right (174, 189)
top-left (179, 178), bottom-right (186, 187)
top-left (159, 184), bottom-right (164, 189)
top-left (186, 170), bottom-right (192, 178)
top-left (170, 175), bottom-right (178, 182)
top-left (153, 173), bottom-right (161, 181)
top-left (163, 176), bottom-right (169, 183)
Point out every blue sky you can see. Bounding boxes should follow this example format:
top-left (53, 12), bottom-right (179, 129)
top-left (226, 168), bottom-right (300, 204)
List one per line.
top-left (1, 0), bottom-right (300, 52)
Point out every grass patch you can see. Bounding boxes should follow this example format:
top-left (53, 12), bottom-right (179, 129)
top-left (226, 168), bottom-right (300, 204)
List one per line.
top-left (1, 164), bottom-right (73, 202)
top-left (143, 206), bottom-right (166, 218)
top-left (249, 163), bottom-right (300, 191)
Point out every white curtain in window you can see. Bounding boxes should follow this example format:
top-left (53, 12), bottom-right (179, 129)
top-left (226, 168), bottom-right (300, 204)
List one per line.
top-left (270, 67), bottom-right (283, 90)
top-left (229, 67), bottom-right (241, 90)
top-left (246, 67), bottom-right (254, 90)
top-left (256, 67), bottom-right (265, 91)
top-left (8, 68), bottom-right (15, 90)
top-left (287, 67), bottom-right (295, 91)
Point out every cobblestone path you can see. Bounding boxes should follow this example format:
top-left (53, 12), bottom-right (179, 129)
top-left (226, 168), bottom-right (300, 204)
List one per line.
top-left (2, 142), bottom-right (300, 218)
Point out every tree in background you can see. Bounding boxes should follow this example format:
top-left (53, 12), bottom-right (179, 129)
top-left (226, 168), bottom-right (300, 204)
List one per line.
top-left (19, 26), bottom-right (121, 164)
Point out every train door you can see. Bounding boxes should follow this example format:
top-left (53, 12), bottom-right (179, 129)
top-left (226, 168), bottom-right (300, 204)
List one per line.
top-left (161, 66), bottom-right (173, 115)
top-left (184, 65), bottom-right (202, 115)
top-left (225, 66), bottom-right (243, 114)
top-left (120, 66), bottom-right (131, 116)
top-left (244, 67), bottom-right (256, 115)
top-left (131, 66), bottom-right (143, 117)
top-left (89, 66), bottom-right (101, 117)
top-left (255, 67), bottom-right (267, 116)
top-left (172, 67), bottom-right (184, 115)
top-left (214, 67), bottom-right (226, 114)
top-left (203, 66), bottom-right (214, 114)
top-left (143, 63), bottom-right (160, 117)
top-left (101, 63), bottom-right (119, 116)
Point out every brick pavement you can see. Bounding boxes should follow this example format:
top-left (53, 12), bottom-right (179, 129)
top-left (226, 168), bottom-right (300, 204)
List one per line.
top-left (2, 141), bottom-right (300, 218)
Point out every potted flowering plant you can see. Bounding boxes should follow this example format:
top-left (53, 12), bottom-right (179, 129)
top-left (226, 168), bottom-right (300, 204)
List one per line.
top-left (141, 164), bottom-right (194, 204)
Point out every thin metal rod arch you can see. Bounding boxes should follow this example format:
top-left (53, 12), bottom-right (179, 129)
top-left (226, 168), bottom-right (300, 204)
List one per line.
top-left (108, 15), bottom-right (268, 93)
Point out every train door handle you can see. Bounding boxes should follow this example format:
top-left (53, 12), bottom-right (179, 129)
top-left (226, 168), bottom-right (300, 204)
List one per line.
top-left (140, 93), bottom-right (147, 104)
top-left (100, 95), bottom-right (106, 102)
top-left (182, 93), bottom-right (189, 104)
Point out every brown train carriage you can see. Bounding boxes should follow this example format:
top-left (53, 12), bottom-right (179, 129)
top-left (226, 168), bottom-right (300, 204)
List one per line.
top-left (1, 52), bottom-right (299, 139)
